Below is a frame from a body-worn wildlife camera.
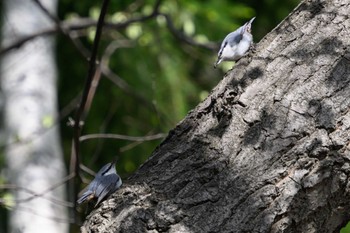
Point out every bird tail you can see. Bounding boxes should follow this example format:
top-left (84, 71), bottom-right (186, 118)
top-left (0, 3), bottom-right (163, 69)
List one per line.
top-left (249, 17), bottom-right (256, 25)
top-left (77, 190), bottom-right (94, 204)
top-left (244, 17), bottom-right (256, 33)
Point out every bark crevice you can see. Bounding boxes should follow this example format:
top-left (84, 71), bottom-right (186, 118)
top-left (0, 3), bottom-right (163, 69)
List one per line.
top-left (82, 0), bottom-right (350, 232)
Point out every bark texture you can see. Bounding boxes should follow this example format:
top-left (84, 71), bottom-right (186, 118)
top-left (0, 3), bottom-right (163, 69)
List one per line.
top-left (82, 0), bottom-right (350, 232)
top-left (1, 0), bottom-right (68, 232)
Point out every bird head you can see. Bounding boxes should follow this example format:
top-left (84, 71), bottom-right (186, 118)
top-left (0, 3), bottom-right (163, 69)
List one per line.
top-left (244, 17), bottom-right (256, 34)
top-left (96, 162), bottom-right (117, 177)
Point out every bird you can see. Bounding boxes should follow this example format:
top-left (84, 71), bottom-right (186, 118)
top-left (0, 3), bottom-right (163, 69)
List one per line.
top-left (214, 17), bottom-right (255, 68)
top-left (77, 162), bottom-right (122, 207)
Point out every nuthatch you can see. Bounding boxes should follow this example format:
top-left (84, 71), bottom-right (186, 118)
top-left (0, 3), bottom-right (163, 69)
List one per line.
top-left (214, 17), bottom-right (255, 68)
top-left (77, 162), bottom-right (122, 207)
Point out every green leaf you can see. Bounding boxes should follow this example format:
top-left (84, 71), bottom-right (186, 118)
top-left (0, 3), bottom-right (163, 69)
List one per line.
top-left (42, 115), bottom-right (54, 128)
top-left (2, 193), bottom-right (15, 209)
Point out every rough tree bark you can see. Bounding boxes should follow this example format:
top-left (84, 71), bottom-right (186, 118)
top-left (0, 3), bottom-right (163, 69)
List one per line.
top-left (0, 0), bottom-right (68, 232)
top-left (82, 0), bottom-right (350, 232)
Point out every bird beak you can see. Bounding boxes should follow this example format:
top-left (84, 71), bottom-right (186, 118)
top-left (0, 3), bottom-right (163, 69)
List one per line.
top-left (249, 17), bottom-right (256, 24)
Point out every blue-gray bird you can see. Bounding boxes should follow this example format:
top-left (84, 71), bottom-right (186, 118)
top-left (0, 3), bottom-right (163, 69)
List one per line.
top-left (77, 162), bottom-right (122, 207)
top-left (214, 17), bottom-right (255, 68)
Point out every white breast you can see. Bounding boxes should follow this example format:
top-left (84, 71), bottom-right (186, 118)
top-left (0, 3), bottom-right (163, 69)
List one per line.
top-left (221, 33), bottom-right (252, 62)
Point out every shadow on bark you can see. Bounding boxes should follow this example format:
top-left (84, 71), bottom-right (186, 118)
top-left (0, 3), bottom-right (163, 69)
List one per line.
top-left (81, 0), bottom-right (350, 232)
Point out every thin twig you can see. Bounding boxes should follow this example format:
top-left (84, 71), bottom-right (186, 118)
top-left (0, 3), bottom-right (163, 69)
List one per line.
top-left (69, 0), bottom-right (161, 31)
top-left (160, 13), bottom-right (218, 51)
top-left (32, 0), bottom-right (91, 57)
top-left (0, 91), bottom-right (80, 151)
top-left (100, 40), bottom-right (155, 109)
top-left (0, 173), bottom-right (75, 209)
top-left (1, 203), bottom-right (75, 223)
top-left (82, 65), bottom-right (102, 120)
top-left (15, 173), bottom-right (75, 205)
top-left (0, 29), bottom-right (57, 56)
top-left (2, 0), bottom-right (216, 57)
top-left (120, 140), bottom-right (144, 153)
top-left (88, 103), bottom-right (117, 165)
top-left (32, 0), bottom-right (60, 24)
top-left (71, 0), bottom-right (111, 221)
top-left (79, 133), bottom-right (166, 142)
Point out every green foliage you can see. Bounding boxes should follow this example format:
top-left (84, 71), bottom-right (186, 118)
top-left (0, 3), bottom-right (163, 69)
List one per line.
top-left (341, 222), bottom-right (350, 233)
top-left (9, 1), bottom-right (350, 232)
top-left (0, 166), bottom-right (9, 232)
top-left (57, 1), bottom-right (300, 178)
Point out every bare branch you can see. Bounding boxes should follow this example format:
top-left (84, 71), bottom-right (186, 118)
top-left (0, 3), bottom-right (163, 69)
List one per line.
top-left (1, 203), bottom-right (75, 223)
top-left (68, 0), bottom-right (161, 31)
top-left (79, 133), bottom-right (166, 142)
top-left (100, 41), bottom-right (156, 109)
top-left (70, 0), bottom-right (111, 223)
top-left (32, 0), bottom-right (60, 24)
top-left (0, 173), bottom-right (75, 208)
top-left (0, 28), bottom-right (57, 56)
top-left (79, 164), bottom-right (96, 177)
top-left (0, 180), bottom-right (74, 208)
top-left (16, 173), bottom-right (75, 205)
top-left (2, 0), bottom-right (215, 58)
top-left (120, 140), bottom-right (147, 153)
top-left (82, 65), bottom-right (102, 120)
top-left (160, 13), bottom-right (218, 51)
top-left (31, 0), bottom-right (91, 60)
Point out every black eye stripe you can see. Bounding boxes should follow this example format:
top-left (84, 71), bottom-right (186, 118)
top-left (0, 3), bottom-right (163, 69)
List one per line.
top-left (102, 164), bottom-right (112, 175)
top-left (219, 41), bottom-right (227, 57)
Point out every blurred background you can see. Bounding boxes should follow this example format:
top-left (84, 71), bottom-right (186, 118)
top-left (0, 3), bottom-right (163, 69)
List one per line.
top-left (57, 0), bottom-right (300, 177)
top-left (5, 0), bottom-right (349, 233)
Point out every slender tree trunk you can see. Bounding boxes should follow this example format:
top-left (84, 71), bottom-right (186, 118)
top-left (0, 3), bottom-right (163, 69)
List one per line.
top-left (82, 0), bottom-right (350, 232)
top-left (0, 0), bottom-right (68, 232)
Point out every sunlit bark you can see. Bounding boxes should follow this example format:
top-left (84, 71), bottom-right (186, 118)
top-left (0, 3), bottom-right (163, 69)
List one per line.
top-left (0, 0), bottom-right (68, 232)
top-left (82, 0), bottom-right (350, 232)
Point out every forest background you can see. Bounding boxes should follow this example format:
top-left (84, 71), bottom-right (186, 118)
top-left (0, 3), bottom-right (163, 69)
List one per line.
top-left (1, 0), bottom-right (349, 232)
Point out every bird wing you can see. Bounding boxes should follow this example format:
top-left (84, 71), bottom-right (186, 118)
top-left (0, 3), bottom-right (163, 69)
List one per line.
top-left (218, 30), bottom-right (243, 57)
top-left (95, 174), bottom-right (121, 206)
top-left (77, 185), bottom-right (95, 204)
top-left (228, 31), bottom-right (243, 47)
top-left (76, 173), bottom-right (101, 204)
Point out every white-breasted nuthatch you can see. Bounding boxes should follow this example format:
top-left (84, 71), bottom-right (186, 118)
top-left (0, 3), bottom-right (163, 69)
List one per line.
top-left (77, 162), bottom-right (122, 207)
top-left (214, 17), bottom-right (255, 68)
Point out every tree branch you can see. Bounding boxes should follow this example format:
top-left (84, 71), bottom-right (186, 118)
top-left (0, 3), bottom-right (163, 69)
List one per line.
top-left (0, 173), bottom-right (75, 208)
top-left (100, 40), bottom-right (157, 110)
top-left (1, 0), bottom-right (215, 57)
top-left (79, 133), bottom-right (166, 142)
top-left (81, 0), bottom-right (350, 231)
top-left (160, 13), bottom-right (218, 51)
top-left (70, 0), bottom-right (111, 222)
top-left (0, 28), bottom-right (57, 56)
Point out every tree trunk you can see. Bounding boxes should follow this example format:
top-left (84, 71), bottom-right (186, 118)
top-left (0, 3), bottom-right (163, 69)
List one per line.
top-left (82, 0), bottom-right (350, 232)
top-left (0, 0), bottom-right (68, 232)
